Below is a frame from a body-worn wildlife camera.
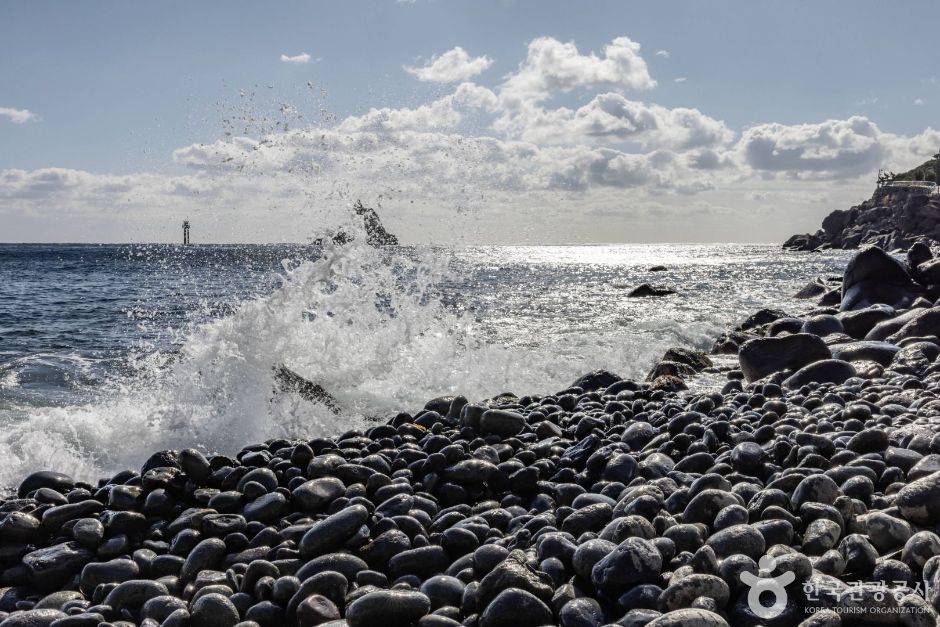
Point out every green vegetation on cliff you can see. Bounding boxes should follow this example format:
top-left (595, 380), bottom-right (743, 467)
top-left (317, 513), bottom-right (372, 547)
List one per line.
top-left (891, 152), bottom-right (940, 183)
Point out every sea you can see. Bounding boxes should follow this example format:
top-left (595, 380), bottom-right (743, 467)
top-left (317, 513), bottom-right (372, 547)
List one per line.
top-left (0, 241), bottom-right (852, 488)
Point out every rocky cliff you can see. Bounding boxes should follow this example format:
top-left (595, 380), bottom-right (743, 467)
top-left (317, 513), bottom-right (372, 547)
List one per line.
top-left (784, 185), bottom-right (940, 251)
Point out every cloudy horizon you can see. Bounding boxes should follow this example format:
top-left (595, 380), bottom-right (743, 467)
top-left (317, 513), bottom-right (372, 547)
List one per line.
top-left (2, 1), bottom-right (939, 244)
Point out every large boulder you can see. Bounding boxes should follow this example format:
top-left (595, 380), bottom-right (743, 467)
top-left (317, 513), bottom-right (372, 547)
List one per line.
top-left (840, 246), bottom-right (920, 311)
top-left (738, 333), bottom-right (831, 382)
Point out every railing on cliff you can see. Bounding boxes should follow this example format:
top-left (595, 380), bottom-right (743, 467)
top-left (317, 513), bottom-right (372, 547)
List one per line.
top-left (882, 180), bottom-right (940, 194)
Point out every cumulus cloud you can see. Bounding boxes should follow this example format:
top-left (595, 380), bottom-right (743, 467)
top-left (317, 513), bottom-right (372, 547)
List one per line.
top-left (493, 93), bottom-right (734, 152)
top-left (499, 36), bottom-right (655, 105)
top-left (280, 53), bottom-right (312, 64)
top-left (0, 107), bottom-right (38, 124)
top-left (914, 98), bottom-right (927, 106)
top-left (405, 47), bottom-right (493, 82)
top-left (736, 116), bottom-right (887, 179)
top-left (655, 50), bottom-right (669, 58)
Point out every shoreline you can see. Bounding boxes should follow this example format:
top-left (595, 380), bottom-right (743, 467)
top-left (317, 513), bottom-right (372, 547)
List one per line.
top-left (3, 246), bottom-right (940, 625)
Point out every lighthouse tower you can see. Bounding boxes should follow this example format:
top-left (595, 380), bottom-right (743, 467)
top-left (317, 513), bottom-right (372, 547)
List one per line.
top-left (182, 220), bottom-right (191, 245)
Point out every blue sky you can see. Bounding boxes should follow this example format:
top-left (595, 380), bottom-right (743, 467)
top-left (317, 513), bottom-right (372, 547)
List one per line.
top-left (2, 0), bottom-right (939, 243)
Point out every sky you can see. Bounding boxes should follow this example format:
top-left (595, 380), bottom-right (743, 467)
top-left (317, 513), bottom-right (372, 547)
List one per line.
top-left (2, 0), bottom-right (940, 244)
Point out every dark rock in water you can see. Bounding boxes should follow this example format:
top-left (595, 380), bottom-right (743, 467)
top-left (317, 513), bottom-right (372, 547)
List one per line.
top-left (17, 471), bottom-right (73, 498)
top-left (840, 246), bottom-right (920, 311)
top-left (355, 201), bottom-right (399, 246)
top-left (818, 288), bottom-right (842, 306)
top-left (661, 347), bottom-right (712, 371)
top-left (735, 308), bottom-right (789, 332)
top-left (649, 265), bottom-right (667, 272)
top-left (627, 284), bottom-right (676, 297)
top-left (794, 278), bottom-right (829, 299)
top-left (646, 361), bottom-right (696, 380)
top-left (273, 365), bottom-right (341, 413)
top-left (321, 200), bottom-right (399, 247)
top-left (710, 330), bottom-right (753, 354)
top-left (738, 333), bottom-right (831, 381)
top-left (650, 375), bottom-right (687, 392)
top-left (646, 346), bottom-right (713, 382)
top-left (571, 370), bottom-right (622, 391)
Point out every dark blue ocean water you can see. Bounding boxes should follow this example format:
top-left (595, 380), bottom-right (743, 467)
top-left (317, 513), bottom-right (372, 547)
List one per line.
top-left (0, 243), bottom-right (850, 485)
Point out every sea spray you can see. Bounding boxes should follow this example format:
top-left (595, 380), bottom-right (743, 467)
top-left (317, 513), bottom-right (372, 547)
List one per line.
top-left (0, 237), bottom-right (655, 486)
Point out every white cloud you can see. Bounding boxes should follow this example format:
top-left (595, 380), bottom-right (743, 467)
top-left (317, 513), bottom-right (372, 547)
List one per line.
top-left (655, 50), bottom-right (670, 58)
top-left (674, 77), bottom-right (687, 83)
top-left (736, 116), bottom-right (885, 179)
top-left (499, 36), bottom-right (656, 106)
top-left (735, 116), bottom-right (940, 180)
top-left (914, 98), bottom-right (927, 106)
top-left (0, 107), bottom-right (38, 124)
top-left (493, 92), bottom-right (734, 151)
top-left (405, 47), bottom-right (493, 82)
top-left (337, 99), bottom-right (462, 133)
top-left (280, 53), bottom-right (313, 64)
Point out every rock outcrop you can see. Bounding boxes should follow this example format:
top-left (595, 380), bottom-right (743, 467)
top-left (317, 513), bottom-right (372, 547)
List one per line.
top-left (353, 200), bottom-right (399, 246)
top-left (321, 201), bottom-right (399, 247)
top-left (784, 184), bottom-right (940, 252)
